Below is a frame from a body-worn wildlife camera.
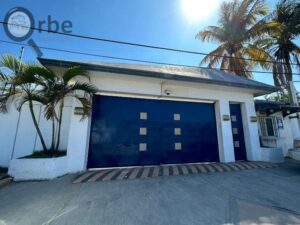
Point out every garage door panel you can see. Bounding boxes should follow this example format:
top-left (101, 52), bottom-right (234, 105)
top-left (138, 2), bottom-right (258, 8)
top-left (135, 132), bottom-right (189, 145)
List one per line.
top-left (89, 146), bottom-right (158, 167)
top-left (88, 96), bottom-right (219, 168)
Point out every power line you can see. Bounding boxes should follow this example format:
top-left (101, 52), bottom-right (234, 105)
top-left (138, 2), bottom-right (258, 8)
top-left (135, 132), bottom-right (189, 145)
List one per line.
top-left (2, 39), bottom-right (300, 76)
top-left (1, 21), bottom-right (299, 67)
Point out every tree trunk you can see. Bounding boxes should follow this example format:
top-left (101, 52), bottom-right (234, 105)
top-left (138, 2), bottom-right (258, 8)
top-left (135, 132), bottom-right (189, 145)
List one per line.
top-left (284, 56), bottom-right (296, 105)
top-left (50, 117), bottom-right (55, 152)
top-left (55, 100), bottom-right (64, 151)
top-left (28, 100), bottom-right (48, 152)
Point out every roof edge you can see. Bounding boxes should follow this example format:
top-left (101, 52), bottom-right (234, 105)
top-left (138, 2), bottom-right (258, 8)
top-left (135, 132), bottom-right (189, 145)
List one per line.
top-left (38, 58), bottom-right (279, 95)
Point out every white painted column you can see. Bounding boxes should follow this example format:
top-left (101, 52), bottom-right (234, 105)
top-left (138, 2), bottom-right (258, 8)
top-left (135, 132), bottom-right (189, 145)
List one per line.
top-left (241, 101), bottom-right (261, 161)
top-left (215, 99), bottom-right (235, 162)
top-left (67, 99), bottom-right (91, 173)
top-left (289, 116), bottom-right (300, 139)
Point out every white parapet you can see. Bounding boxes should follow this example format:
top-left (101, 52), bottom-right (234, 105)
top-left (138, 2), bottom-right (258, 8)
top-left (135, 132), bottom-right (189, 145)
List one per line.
top-left (8, 156), bottom-right (68, 181)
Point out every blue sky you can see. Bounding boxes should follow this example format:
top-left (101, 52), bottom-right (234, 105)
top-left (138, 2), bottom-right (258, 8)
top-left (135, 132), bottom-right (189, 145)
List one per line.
top-left (1, 0), bottom-right (299, 91)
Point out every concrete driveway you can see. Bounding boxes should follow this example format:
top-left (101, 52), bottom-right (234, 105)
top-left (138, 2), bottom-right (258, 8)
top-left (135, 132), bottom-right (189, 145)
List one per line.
top-left (1, 160), bottom-right (300, 225)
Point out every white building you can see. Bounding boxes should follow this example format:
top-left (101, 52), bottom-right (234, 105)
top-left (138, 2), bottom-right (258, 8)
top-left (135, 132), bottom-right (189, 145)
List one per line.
top-left (1, 58), bottom-right (282, 175)
top-left (255, 100), bottom-right (300, 162)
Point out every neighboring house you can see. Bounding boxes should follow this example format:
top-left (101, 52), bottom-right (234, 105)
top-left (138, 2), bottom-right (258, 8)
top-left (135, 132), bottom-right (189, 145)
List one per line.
top-left (255, 100), bottom-right (300, 161)
top-left (0, 58), bottom-right (280, 173)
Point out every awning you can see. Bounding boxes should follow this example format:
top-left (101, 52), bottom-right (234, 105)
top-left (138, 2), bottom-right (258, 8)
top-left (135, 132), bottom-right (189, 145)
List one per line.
top-left (255, 100), bottom-right (300, 117)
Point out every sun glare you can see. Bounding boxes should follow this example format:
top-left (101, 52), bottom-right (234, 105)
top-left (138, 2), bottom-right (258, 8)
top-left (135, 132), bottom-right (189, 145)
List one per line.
top-left (181, 0), bottom-right (224, 23)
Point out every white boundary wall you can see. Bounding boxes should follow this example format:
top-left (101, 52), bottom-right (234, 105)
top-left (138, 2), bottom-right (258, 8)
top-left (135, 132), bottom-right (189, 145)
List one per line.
top-left (8, 156), bottom-right (68, 181)
top-left (0, 99), bottom-right (72, 167)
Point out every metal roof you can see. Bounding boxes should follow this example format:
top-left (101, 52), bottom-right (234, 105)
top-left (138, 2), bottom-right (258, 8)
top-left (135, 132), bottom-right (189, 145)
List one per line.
top-left (255, 100), bottom-right (300, 117)
top-left (38, 58), bottom-right (279, 96)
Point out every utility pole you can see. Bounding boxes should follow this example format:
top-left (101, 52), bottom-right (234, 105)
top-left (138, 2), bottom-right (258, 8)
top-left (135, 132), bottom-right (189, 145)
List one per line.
top-left (18, 46), bottom-right (24, 74)
top-left (19, 46), bottom-right (24, 61)
top-left (11, 46), bottom-right (25, 160)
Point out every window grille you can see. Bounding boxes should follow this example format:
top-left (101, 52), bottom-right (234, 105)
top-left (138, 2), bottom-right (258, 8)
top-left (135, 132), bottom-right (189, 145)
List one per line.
top-left (258, 116), bottom-right (280, 137)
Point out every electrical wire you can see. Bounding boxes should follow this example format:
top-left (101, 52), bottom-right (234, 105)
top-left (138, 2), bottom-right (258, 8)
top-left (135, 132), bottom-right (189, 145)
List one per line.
top-left (2, 38), bottom-right (300, 76)
top-left (1, 21), bottom-right (300, 66)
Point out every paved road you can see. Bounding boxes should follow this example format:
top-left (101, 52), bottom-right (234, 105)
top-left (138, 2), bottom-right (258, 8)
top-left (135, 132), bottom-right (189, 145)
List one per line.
top-left (0, 160), bottom-right (300, 225)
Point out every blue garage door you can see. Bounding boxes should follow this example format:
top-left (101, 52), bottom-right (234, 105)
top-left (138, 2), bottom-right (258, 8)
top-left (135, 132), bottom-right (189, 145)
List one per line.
top-left (88, 95), bottom-right (219, 168)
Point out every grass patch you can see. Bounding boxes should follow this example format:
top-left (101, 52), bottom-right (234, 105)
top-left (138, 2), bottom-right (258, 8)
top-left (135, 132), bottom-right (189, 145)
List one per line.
top-left (21, 150), bottom-right (67, 159)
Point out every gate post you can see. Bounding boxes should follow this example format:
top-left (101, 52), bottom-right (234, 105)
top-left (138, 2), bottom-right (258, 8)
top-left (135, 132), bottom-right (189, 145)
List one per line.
top-left (215, 99), bottom-right (235, 162)
top-left (67, 99), bottom-right (91, 173)
top-left (241, 101), bottom-right (261, 161)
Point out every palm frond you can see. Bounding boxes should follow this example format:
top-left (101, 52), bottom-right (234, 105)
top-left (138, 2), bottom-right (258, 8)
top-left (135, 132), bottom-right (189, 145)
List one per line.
top-left (74, 96), bottom-right (92, 120)
top-left (24, 65), bottom-right (57, 86)
top-left (0, 70), bottom-right (8, 81)
top-left (219, 1), bottom-right (232, 24)
top-left (200, 45), bottom-right (227, 67)
top-left (0, 89), bottom-right (21, 113)
top-left (15, 95), bottom-right (30, 112)
top-left (16, 93), bottom-right (48, 112)
top-left (243, 21), bottom-right (281, 43)
top-left (243, 44), bottom-right (272, 70)
top-left (253, 36), bottom-right (276, 50)
top-left (243, 0), bottom-right (269, 25)
top-left (62, 66), bottom-right (89, 84)
top-left (196, 26), bottom-right (226, 43)
top-left (44, 103), bottom-right (58, 120)
top-left (70, 82), bottom-right (98, 95)
top-left (0, 54), bottom-right (26, 75)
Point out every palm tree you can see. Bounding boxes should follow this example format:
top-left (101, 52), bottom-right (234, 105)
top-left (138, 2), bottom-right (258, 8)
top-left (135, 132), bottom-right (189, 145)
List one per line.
top-left (0, 55), bottom-right (48, 151)
top-left (196, 0), bottom-right (276, 78)
top-left (256, 0), bottom-right (300, 103)
top-left (0, 55), bottom-right (98, 154)
top-left (35, 66), bottom-right (98, 152)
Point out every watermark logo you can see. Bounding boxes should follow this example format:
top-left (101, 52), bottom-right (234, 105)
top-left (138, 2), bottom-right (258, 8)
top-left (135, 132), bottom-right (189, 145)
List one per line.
top-left (3, 7), bottom-right (73, 57)
top-left (4, 7), bottom-right (34, 42)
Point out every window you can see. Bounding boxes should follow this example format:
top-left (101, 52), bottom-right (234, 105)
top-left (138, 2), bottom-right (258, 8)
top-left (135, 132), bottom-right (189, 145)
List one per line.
top-left (258, 116), bottom-right (280, 137)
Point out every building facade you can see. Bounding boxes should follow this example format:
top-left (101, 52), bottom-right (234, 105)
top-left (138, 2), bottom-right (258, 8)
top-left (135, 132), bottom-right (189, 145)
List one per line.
top-left (1, 58), bottom-right (279, 174)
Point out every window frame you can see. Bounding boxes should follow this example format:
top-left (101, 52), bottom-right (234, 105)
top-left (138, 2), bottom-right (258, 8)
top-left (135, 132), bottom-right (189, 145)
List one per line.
top-left (258, 115), bottom-right (280, 137)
